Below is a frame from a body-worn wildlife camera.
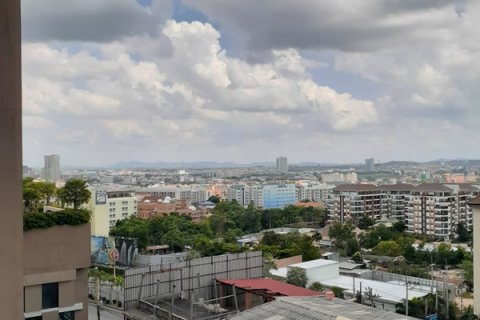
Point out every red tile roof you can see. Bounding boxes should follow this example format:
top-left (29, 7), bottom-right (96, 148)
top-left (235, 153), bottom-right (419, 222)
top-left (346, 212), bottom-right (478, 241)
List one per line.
top-left (217, 279), bottom-right (322, 297)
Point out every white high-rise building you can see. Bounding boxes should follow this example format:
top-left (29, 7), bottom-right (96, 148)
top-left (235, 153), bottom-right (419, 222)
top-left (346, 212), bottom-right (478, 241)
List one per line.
top-left (43, 154), bottom-right (61, 182)
top-left (276, 157), bottom-right (288, 174)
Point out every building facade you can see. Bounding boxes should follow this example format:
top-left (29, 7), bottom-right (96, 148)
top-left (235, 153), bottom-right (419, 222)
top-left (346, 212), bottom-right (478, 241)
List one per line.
top-left (137, 185), bottom-right (209, 205)
top-left (88, 188), bottom-right (137, 236)
top-left (329, 184), bottom-right (386, 222)
top-left (405, 184), bottom-right (479, 240)
top-left (329, 183), bottom-right (479, 240)
top-left (296, 183), bottom-right (334, 204)
top-left (44, 154), bottom-right (61, 182)
top-left (276, 157), bottom-right (288, 174)
top-left (24, 224), bottom-right (90, 320)
top-left (262, 184), bottom-right (296, 209)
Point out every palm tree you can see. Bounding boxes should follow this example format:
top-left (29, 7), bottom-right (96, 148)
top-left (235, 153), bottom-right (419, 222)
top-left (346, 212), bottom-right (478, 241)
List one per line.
top-left (58, 179), bottom-right (91, 209)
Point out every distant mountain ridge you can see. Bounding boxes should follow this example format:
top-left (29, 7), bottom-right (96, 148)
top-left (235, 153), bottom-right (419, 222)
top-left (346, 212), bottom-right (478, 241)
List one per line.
top-left (109, 161), bottom-right (276, 169)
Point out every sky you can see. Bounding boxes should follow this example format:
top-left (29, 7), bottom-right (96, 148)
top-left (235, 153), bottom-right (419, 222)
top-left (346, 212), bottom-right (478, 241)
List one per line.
top-left (21, 0), bottom-right (480, 167)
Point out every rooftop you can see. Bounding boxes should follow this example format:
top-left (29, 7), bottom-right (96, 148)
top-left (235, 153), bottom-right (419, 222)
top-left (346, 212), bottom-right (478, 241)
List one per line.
top-left (289, 259), bottom-right (338, 269)
top-left (468, 195), bottom-right (480, 206)
top-left (320, 276), bottom-right (433, 304)
top-left (333, 184), bottom-right (380, 192)
top-left (217, 279), bottom-right (321, 297)
top-left (229, 296), bottom-right (417, 320)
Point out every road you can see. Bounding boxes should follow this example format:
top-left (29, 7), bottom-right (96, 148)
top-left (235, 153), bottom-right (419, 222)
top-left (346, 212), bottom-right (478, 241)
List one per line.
top-left (88, 303), bottom-right (124, 320)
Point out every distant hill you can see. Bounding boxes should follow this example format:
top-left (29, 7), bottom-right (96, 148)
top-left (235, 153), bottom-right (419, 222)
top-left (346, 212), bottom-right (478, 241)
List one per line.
top-left (109, 161), bottom-right (275, 169)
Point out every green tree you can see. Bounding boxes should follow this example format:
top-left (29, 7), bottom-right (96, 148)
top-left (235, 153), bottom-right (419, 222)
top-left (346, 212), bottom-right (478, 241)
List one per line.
top-left (373, 240), bottom-right (403, 257)
top-left (263, 253), bottom-right (277, 277)
top-left (392, 221), bottom-right (406, 233)
top-left (457, 222), bottom-right (472, 243)
top-left (23, 182), bottom-right (41, 213)
top-left (36, 181), bottom-right (56, 206)
top-left (330, 286), bottom-right (344, 298)
top-left (309, 282), bottom-right (323, 292)
top-left (358, 216), bottom-right (375, 230)
top-left (58, 179), bottom-right (91, 209)
top-left (329, 222), bottom-right (355, 242)
top-left (460, 259), bottom-right (473, 285)
top-left (207, 195), bottom-right (220, 203)
top-left (346, 239), bottom-right (361, 257)
top-left (286, 267), bottom-right (308, 288)
top-left (351, 251), bottom-right (363, 263)
top-left (294, 235), bottom-right (321, 261)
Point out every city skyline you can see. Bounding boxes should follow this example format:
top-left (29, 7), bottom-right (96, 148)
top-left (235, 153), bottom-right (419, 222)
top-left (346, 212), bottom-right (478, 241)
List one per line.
top-left (21, 1), bottom-right (480, 166)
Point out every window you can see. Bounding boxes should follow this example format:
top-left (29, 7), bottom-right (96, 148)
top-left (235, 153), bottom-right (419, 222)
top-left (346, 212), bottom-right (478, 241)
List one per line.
top-left (42, 282), bottom-right (59, 309)
top-left (59, 311), bottom-right (75, 320)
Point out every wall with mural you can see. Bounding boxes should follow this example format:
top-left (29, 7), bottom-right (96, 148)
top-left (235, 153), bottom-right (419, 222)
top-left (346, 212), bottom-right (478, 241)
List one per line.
top-left (90, 236), bottom-right (138, 267)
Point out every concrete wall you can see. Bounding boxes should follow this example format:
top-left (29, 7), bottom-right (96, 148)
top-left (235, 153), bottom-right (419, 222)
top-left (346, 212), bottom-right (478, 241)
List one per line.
top-left (0, 0), bottom-right (23, 318)
top-left (24, 224), bottom-right (91, 320)
top-left (24, 224), bottom-right (91, 274)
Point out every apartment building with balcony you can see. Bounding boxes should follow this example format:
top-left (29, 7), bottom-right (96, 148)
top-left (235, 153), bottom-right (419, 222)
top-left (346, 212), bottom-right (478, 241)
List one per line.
top-left (296, 182), bottom-right (334, 204)
top-left (137, 185), bottom-right (209, 205)
top-left (380, 184), bottom-right (414, 221)
top-left (405, 183), bottom-right (479, 240)
top-left (329, 184), bottom-right (386, 222)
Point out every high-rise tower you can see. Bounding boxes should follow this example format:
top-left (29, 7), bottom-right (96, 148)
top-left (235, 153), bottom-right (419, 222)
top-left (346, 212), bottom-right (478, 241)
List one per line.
top-left (44, 154), bottom-right (61, 182)
top-left (276, 157), bottom-right (288, 174)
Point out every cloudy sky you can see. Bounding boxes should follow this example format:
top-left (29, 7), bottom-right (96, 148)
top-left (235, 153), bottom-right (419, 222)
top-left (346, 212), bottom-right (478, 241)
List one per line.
top-left (22, 0), bottom-right (480, 166)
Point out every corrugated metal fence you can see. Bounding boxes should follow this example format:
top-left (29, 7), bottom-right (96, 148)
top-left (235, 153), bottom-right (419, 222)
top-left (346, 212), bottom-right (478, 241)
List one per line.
top-left (124, 251), bottom-right (264, 310)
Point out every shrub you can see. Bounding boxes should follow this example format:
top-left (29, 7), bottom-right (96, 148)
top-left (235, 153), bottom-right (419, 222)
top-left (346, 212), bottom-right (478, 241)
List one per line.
top-left (24, 209), bottom-right (91, 231)
top-left (117, 301), bottom-right (123, 308)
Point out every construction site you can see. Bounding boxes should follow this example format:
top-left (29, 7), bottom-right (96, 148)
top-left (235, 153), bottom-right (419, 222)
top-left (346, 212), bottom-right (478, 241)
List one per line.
top-left (123, 251), bottom-right (264, 320)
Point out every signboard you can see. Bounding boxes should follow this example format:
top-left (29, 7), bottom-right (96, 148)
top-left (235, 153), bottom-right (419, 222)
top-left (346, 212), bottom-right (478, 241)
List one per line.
top-left (109, 248), bottom-right (119, 262)
top-left (95, 190), bottom-right (107, 205)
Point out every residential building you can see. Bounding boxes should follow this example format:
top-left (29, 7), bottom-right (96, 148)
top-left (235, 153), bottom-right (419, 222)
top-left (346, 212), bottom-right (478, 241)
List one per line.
top-left (381, 184), bottom-right (414, 221)
top-left (136, 195), bottom-right (208, 223)
top-left (276, 156), bottom-right (288, 174)
top-left (44, 154), bottom-right (61, 182)
top-left (262, 184), bottom-right (296, 209)
top-left (329, 184), bottom-right (386, 222)
top-left (321, 171), bottom-right (358, 184)
top-left (296, 182), bottom-right (334, 204)
top-left (137, 185), bottom-right (209, 205)
top-left (227, 184), bottom-right (264, 207)
top-left (365, 158), bottom-right (375, 172)
top-left (88, 187), bottom-right (137, 236)
top-left (24, 223), bottom-right (90, 320)
top-left (468, 195), bottom-right (480, 314)
top-left (137, 196), bottom-right (191, 219)
top-left (405, 183), bottom-right (479, 240)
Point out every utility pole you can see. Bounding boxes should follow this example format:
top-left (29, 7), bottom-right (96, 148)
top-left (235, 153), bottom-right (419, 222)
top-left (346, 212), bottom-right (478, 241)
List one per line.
top-left (435, 279), bottom-right (439, 315)
top-left (445, 260), bottom-right (449, 320)
top-left (405, 276), bottom-right (409, 317)
top-left (97, 277), bottom-right (101, 320)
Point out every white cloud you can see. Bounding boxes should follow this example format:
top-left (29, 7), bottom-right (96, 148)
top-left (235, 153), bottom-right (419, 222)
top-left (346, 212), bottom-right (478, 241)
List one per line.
top-left (21, 1), bottom-right (480, 165)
